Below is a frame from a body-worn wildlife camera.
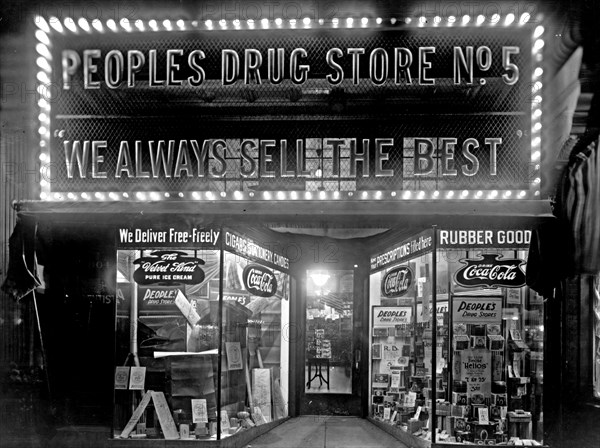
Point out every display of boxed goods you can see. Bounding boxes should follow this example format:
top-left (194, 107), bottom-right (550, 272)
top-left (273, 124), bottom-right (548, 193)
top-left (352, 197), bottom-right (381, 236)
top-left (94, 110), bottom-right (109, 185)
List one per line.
top-left (368, 242), bottom-right (543, 446)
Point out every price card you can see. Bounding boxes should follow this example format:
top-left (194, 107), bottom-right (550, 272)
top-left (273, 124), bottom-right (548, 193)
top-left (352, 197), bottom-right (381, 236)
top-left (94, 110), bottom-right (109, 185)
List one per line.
top-left (414, 406), bottom-right (422, 420)
top-left (191, 399), bottom-right (208, 423)
top-left (129, 367), bottom-right (146, 390)
top-left (478, 407), bottom-right (489, 424)
top-left (405, 391), bottom-right (417, 407)
top-left (114, 366), bottom-right (130, 390)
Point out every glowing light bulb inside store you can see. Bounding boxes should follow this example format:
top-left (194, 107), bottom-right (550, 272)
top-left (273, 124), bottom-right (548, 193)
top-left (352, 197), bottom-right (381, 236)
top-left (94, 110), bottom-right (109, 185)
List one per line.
top-left (311, 272), bottom-right (330, 287)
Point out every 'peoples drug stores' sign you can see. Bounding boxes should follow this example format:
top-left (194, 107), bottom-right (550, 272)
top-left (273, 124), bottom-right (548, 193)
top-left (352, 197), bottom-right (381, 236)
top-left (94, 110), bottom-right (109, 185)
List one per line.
top-left (452, 297), bottom-right (502, 324)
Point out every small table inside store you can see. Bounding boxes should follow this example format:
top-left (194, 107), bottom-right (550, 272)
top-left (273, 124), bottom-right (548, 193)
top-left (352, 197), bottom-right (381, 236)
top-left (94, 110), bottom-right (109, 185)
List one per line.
top-left (306, 357), bottom-right (330, 390)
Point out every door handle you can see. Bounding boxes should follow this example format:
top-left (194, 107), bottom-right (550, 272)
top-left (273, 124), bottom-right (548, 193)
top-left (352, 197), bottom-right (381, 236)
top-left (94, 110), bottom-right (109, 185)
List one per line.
top-left (355, 349), bottom-right (361, 370)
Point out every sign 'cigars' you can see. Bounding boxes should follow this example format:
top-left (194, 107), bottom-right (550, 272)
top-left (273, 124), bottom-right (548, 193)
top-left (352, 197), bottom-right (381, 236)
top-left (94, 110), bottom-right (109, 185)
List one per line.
top-left (61, 45), bottom-right (520, 89)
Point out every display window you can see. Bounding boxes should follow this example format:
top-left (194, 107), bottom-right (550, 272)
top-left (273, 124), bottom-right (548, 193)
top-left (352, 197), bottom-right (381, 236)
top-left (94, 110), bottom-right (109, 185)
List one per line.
top-left (369, 230), bottom-right (435, 443)
top-left (112, 226), bottom-right (289, 441)
top-left (368, 228), bottom-right (544, 446)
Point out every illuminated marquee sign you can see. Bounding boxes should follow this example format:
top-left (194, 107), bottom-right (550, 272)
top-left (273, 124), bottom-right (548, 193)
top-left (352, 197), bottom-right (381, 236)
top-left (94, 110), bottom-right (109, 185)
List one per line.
top-left (34, 15), bottom-right (543, 201)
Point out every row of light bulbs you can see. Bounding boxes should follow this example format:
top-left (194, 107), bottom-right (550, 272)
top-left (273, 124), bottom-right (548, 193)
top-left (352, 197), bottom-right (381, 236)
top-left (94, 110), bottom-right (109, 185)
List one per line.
top-left (34, 14), bottom-right (544, 201)
top-left (39, 189), bottom-right (537, 202)
top-left (34, 12), bottom-right (538, 35)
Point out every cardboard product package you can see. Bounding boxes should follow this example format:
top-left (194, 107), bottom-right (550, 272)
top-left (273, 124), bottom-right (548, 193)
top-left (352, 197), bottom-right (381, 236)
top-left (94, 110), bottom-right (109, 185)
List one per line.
top-left (408, 419), bottom-right (424, 434)
top-left (455, 430), bottom-right (473, 443)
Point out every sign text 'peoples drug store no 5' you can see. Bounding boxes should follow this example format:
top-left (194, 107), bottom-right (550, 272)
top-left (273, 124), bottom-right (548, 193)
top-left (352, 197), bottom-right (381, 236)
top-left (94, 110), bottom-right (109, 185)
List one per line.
top-left (38, 20), bottom-right (539, 197)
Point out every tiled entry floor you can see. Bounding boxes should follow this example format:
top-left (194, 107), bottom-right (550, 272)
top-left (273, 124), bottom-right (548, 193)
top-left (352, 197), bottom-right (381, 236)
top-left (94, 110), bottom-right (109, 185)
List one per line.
top-left (244, 416), bottom-right (408, 448)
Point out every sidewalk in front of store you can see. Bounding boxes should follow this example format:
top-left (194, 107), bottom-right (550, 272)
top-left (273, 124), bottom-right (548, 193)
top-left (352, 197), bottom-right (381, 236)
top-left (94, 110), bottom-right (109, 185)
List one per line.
top-left (0, 416), bottom-right (408, 448)
top-left (243, 416), bottom-right (408, 448)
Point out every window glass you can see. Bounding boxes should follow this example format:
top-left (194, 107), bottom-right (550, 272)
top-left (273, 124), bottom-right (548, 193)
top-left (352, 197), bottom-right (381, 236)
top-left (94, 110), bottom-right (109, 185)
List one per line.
top-left (437, 247), bottom-right (544, 445)
top-left (114, 248), bottom-right (221, 439)
top-left (369, 252), bottom-right (434, 443)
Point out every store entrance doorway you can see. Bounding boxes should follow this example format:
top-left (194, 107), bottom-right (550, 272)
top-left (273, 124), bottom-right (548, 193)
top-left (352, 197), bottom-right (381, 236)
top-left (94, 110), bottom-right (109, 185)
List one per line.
top-left (305, 269), bottom-right (354, 395)
top-left (297, 262), bottom-right (365, 416)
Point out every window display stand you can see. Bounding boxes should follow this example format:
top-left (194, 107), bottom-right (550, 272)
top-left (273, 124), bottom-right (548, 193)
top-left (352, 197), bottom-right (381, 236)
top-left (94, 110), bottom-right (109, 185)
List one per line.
top-left (368, 228), bottom-right (548, 447)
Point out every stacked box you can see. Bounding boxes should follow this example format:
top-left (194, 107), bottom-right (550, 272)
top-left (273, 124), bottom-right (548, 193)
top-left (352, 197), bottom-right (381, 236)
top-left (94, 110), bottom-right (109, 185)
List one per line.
top-left (447, 416), bottom-right (457, 436)
top-left (408, 419), bottom-right (424, 434)
top-left (398, 409), bottom-right (414, 423)
top-left (472, 422), bottom-right (499, 439)
top-left (437, 402), bottom-right (452, 415)
top-left (470, 393), bottom-right (485, 405)
top-left (492, 393), bottom-right (507, 406)
top-left (488, 335), bottom-right (505, 351)
top-left (471, 404), bottom-right (487, 419)
top-left (451, 404), bottom-right (468, 417)
top-left (455, 430), bottom-right (473, 443)
top-left (452, 392), bottom-right (468, 405)
top-left (490, 405), bottom-right (508, 420)
top-left (423, 387), bottom-right (432, 399)
top-left (495, 432), bottom-right (508, 444)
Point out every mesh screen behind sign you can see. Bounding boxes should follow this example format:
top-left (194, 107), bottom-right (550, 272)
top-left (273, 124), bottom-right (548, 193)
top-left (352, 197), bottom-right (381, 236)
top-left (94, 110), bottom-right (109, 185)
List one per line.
top-left (47, 27), bottom-right (533, 194)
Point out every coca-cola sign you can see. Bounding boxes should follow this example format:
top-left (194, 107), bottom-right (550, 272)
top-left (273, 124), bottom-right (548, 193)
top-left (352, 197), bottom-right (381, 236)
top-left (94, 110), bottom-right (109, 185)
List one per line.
top-left (243, 264), bottom-right (278, 298)
top-left (381, 266), bottom-right (413, 298)
top-left (133, 251), bottom-right (205, 285)
top-left (454, 254), bottom-right (526, 288)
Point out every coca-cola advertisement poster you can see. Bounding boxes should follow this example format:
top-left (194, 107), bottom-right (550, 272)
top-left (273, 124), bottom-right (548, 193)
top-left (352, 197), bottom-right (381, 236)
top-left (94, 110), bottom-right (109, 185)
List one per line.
top-left (454, 253), bottom-right (526, 289)
top-left (381, 266), bottom-right (413, 298)
top-left (242, 264), bottom-right (278, 298)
